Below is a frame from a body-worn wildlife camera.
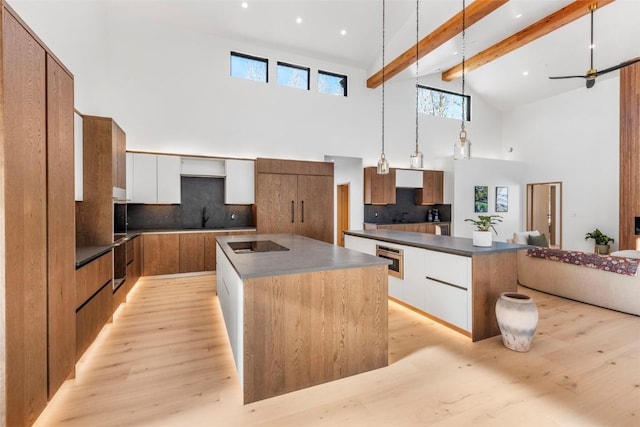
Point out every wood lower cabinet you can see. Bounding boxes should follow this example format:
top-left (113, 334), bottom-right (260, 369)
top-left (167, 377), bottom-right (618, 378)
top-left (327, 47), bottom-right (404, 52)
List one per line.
top-left (143, 233), bottom-right (180, 276)
top-left (371, 222), bottom-right (447, 234)
top-left (180, 233), bottom-right (206, 273)
top-left (256, 158), bottom-right (334, 243)
top-left (75, 252), bottom-right (113, 361)
top-left (126, 235), bottom-right (142, 294)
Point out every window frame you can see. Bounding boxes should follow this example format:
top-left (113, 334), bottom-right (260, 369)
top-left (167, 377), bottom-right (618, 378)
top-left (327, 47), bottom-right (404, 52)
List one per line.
top-left (230, 51), bottom-right (269, 83)
top-left (417, 84), bottom-right (471, 121)
top-left (276, 61), bottom-right (311, 90)
top-left (318, 70), bottom-right (348, 97)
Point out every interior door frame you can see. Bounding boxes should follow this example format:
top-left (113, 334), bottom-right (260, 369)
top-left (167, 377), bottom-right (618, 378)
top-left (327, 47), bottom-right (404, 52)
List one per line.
top-left (526, 181), bottom-right (562, 248)
top-left (336, 183), bottom-right (350, 247)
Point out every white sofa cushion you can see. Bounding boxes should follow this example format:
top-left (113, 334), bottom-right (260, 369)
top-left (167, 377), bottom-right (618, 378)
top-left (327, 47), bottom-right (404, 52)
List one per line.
top-left (513, 230), bottom-right (540, 245)
top-left (611, 250), bottom-right (640, 260)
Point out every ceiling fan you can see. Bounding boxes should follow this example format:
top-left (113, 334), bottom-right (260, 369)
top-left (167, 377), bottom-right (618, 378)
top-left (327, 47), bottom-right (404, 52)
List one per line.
top-left (549, 4), bottom-right (640, 89)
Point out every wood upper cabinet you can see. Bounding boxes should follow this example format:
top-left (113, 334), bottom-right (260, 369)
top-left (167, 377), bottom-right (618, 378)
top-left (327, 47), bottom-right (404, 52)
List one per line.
top-left (415, 170), bottom-right (444, 205)
top-left (77, 115), bottom-right (127, 246)
top-left (364, 167), bottom-right (396, 205)
top-left (143, 233), bottom-right (180, 276)
top-left (256, 158), bottom-right (334, 243)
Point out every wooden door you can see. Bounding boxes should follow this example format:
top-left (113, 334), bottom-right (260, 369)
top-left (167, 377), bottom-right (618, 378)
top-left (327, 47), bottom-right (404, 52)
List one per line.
top-left (3, 11), bottom-right (48, 426)
top-left (297, 175), bottom-right (334, 243)
top-left (531, 184), bottom-right (551, 243)
top-left (179, 233), bottom-right (205, 273)
top-left (46, 54), bottom-right (76, 399)
top-left (337, 184), bottom-right (349, 246)
top-left (143, 234), bottom-right (180, 276)
top-left (256, 173), bottom-right (298, 235)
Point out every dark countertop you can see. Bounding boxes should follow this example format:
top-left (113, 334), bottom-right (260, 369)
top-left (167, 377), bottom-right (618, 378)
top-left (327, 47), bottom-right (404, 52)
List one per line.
top-left (344, 230), bottom-right (527, 257)
top-left (76, 227), bottom-right (257, 269)
top-left (216, 233), bottom-right (390, 279)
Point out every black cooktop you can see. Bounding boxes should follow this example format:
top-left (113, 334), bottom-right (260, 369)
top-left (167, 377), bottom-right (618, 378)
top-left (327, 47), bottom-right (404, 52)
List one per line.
top-left (228, 240), bottom-right (289, 254)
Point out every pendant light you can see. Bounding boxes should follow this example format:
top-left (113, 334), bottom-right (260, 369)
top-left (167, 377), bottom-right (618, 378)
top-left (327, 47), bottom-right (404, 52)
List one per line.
top-left (454, 0), bottom-right (471, 160)
top-left (409, 0), bottom-right (423, 169)
top-left (377, 0), bottom-right (390, 174)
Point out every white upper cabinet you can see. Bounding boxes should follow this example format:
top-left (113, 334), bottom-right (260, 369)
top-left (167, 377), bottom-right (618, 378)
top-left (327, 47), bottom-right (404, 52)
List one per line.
top-left (395, 169), bottom-right (423, 188)
top-left (225, 159), bottom-right (255, 204)
top-left (157, 155), bottom-right (181, 204)
top-left (128, 152), bottom-right (181, 204)
top-left (74, 112), bottom-right (83, 201)
top-left (181, 157), bottom-right (225, 176)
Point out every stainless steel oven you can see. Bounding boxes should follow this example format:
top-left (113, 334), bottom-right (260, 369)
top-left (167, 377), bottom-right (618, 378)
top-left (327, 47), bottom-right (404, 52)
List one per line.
top-left (376, 245), bottom-right (403, 279)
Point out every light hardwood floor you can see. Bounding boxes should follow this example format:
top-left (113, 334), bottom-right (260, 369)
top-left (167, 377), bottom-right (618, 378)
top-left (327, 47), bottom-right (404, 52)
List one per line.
top-left (35, 274), bottom-right (640, 426)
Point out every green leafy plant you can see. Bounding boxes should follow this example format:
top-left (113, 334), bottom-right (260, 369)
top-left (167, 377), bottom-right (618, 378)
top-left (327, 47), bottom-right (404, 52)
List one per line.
top-left (585, 229), bottom-right (614, 245)
top-left (465, 215), bottom-right (503, 234)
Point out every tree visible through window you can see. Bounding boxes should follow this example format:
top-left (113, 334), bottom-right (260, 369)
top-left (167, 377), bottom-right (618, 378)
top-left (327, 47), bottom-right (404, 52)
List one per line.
top-left (230, 52), bottom-right (268, 82)
top-left (277, 62), bottom-right (310, 90)
top-left (418, 85), bottom-right (470, 120)
top-left (318, 70), bottom-right (347, 96)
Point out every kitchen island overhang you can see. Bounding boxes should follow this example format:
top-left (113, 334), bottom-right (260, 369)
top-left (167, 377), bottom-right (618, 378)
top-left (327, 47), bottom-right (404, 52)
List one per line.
top-left (216, 233), bottom-right (390, 404)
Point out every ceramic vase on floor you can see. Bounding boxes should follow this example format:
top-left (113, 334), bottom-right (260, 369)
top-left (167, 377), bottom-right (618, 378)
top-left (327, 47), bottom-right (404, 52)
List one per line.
top-left (495, 292), bottom-right (538, 352)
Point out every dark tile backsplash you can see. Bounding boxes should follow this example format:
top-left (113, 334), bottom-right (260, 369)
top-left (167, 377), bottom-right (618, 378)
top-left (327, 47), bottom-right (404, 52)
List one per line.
top-left (127, 177), bottom-right (253, 230)
top-left (364, 188), bottom-right (451, 224)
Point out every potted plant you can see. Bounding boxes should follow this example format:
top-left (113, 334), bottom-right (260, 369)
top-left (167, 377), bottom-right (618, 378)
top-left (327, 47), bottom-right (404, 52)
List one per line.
top-left (465, 215), bottom-right (503, 247)
top-left (585, 229), bottom-right (615, 255)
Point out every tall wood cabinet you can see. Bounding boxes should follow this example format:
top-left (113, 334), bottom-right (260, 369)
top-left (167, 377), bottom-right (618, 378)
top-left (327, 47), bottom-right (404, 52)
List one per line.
top-left (620, 61), bottom-right (639, 250)
top-left (2, 4), bottom-right (75, 425)
top-left (256, 158), bottom-right (334, 244)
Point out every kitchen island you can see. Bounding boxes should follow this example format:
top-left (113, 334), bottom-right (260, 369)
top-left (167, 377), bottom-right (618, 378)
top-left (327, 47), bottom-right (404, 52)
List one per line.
top-left (345, 230), bottom-right (527, 342)
top-left (216, 233), bottom-right (389, 404)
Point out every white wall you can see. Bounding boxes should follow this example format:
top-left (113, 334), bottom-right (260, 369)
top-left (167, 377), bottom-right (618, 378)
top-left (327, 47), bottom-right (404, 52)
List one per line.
top-left (325, 155), bottom-right (364, 240)
top-left (452, 159), bottom-right (525, 242)
top-left (502, 76), bottom-right (620, 251)
top-left (8, 0), bottom-right (111, 115)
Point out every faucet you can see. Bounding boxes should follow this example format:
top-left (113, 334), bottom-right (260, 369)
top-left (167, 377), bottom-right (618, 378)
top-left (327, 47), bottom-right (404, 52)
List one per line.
top-left (201, 207), bottom-right (209, 228)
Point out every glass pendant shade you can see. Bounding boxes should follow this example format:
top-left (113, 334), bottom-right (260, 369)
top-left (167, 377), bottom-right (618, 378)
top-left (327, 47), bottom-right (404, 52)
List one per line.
top-left (409, 149), bottom-right (423, 169)
top-left (454, 130), bottom-right (471, 160)
top-left (377, 153), bottom-right (390, 174)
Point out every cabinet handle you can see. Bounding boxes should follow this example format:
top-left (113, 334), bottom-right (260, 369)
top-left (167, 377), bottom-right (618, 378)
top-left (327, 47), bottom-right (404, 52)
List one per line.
top-left (301, 200), bottom-right (304, 223)
top-left (426, 276), bottom-right (467, 291)
top-left (291, 201), bottom-right (295, 223)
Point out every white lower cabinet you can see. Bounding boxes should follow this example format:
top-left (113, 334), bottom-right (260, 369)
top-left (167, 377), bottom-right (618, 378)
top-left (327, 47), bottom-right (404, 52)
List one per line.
top-left (424, 278), bottom-right (468, 330)
top-left (388, 276), bottom-right (403, 300)
top-left (402, 246), bottom-right (427, 310)
top-left (216, 244), bottom-right (244, 382)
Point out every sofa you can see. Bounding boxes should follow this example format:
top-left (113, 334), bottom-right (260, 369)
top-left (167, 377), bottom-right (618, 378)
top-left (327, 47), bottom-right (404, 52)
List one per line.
top-left (517, 247), bottom-right (640, 316)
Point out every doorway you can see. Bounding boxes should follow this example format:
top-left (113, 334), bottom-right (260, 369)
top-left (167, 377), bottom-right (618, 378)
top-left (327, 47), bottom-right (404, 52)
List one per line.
top-left (337, 184), bottom-right (350, 247)
top-left (526, 182), bottom-right (562, 248)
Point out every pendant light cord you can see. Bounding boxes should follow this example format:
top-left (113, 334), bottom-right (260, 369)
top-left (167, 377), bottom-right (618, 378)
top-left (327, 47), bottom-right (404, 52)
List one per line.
top-left (461, 0), bottom-right (466, 132)
top-left (415, 0), bottom-right (419, 153)
top-left (381, 0), bottom-right (386, 156)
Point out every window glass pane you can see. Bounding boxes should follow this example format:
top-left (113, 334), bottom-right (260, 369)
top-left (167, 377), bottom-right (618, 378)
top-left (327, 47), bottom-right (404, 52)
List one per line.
top-left (277, 62), bottom-right (309, 90)
top-left (230, 52), bottom-right (268, 82)
top-left (318, 71), bottom-right (347, 96)
top-left (417, 85), bottom-right (470, 120)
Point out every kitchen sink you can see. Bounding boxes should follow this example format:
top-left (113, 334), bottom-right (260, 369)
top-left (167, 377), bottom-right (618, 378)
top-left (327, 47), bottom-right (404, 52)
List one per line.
top-left (228, 240), bottom-right (289, 254)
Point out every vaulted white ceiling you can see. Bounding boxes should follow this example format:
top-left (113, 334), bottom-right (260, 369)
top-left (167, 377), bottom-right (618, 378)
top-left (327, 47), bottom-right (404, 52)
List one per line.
top-left (102, 0), bottom-right (640, 111)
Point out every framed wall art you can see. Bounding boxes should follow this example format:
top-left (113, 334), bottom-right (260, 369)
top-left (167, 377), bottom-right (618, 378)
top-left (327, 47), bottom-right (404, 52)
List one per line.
top-left (496, 186), bottom-right (508, 212)
top-left (474, 186), bottom-right (488, 213)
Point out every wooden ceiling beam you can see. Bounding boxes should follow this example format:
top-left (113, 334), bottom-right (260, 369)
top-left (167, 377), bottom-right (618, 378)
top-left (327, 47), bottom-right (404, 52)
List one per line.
top-left (441, 0), bottom-right (615, 82)
top-left (366, 0), bottom-right (508, 89)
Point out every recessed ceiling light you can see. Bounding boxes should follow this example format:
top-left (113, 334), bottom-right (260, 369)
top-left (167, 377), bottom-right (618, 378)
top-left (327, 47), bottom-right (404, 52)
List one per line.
top-left (340, 29), bottom-right (347, 36)
top-left (296, 17), bottom-right (302, 24)
top-left (515, 13), bottom-right (523, 19)
top-left (241, 2), bottom-right (248, 9)
top-left (452, 51), bottom-right (458, 56)
top-left (523, 71), bottom-right (529, 76)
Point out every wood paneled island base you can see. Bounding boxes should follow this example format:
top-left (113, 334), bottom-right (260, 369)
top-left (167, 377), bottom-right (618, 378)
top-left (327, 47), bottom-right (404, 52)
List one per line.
top-left (215, 234), bottom-right (390, 404)
top-left (244, 265), bottom-right (388, 403)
